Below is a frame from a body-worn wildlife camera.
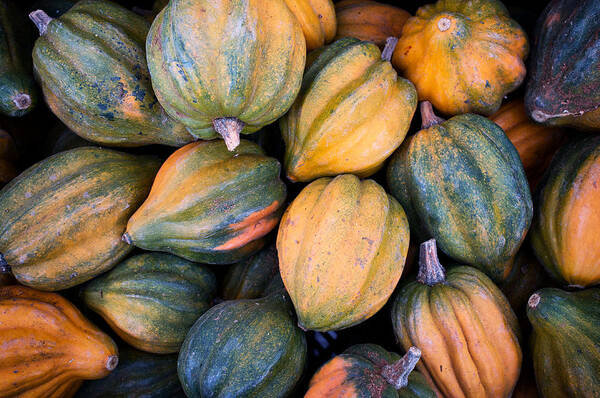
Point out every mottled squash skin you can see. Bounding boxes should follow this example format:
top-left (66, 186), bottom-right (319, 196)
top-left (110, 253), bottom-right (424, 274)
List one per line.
top-left (278, 174), bottom-right (410, 331)
top-left (282, 38), bottom-right (417, 182)
top-left (82, 253), bottom-right (217, 354)
top-left (530, 136), bottom-right (600, 287)
top-left (0, 285), bottom-right (118, 398)
top-left (284, 0), bottom-right (336, 51)
top-left (526, 0), bottom-right (600, 130)
top-left (0, 129), bottom-right (18, 187)
top-left (0, 147), bottom-right (161, 291)
top-left (31, 0), bottom-right (193, 147)
top-left (125, 140), bottom-right (287, 264)
top-left (177, 293), bottom-right (307, 398)
top-left (146, 0), bottom-right (306, 149)
top-left (392, 0), bottom-right (528, 116)
top-left (527, 288), bottom-right (600, 398)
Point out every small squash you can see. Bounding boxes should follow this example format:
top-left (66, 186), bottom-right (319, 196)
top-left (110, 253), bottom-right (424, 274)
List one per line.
top-left (391, 239), bottom-right (522, 398)
top-left (282, 37), bottom-right (417, 182)
top-left (392, 0), bottom-right (528, 116)
top-left (283, 0), bottom-right (336, 51)
top-left (125, 140), bottom-right (286, 264)
top-left (0, 129), bottom-right (18, 187)
top-left (0, 147), bottom-right (161, 291)
top-left (527, 288), bottom-right (600, 397)
top-left (387, 102), bottom-right (532, 282)
top-left (306, 344), bottom-right (436, 398)
top-left (335, 0), bottom-right (410, 48)
top-left (30, 0), bottom-right (193, 147)
top-left (278, 174), bottom-right (410, 331)
top-left (530, 136), bottom-right (600, 287)
top-left (82, 253), bottom-right (217, 354)
top-left (178, 292), bottom-right (307, 398)
top-left (0, 285), bottom-right (118, 398)
top-left (147, 0), bottom-right (306, 150)
top-left (525, 0), bottom-right (600, 130)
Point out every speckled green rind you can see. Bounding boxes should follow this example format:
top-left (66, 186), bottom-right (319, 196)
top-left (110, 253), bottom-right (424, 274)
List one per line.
top-left (0, 147), bottom-right (161, 291)
top-left (0, 0), bottom-right (38, 117)
top-left (30, 0), bottom-right (76, 17)
top-left (177, 293), bottom-right (307, 398)
top-left (32, 0), bottom-right (193, 146)
top-left (527, 288), bottom-right (600, 398)
top-left (82, 253), bottom-right (217, 354)
top-left (387, 114), bottom-right (532, 282)
top-left (75, 348), bottom-right (185, 398)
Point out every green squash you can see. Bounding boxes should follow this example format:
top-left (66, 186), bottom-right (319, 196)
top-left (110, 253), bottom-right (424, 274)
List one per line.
top-left (75, 348), bottom-right (185, 398)
top-left (527, 288), bottom-right (600, 397)
top-left (82, 253), bottom-right (216, 354)
top-left (178, 292), bottom-right (307, 398)
top-left (30, 0), bottom-right (193, 147)
top-left (387, 102), bottom-right (532, 282)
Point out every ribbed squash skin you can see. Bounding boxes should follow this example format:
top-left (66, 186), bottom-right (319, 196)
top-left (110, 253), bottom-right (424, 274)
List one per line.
top-left (277, 174), bottom-right (410, 331)
top-left (126, 140), bottom-right (286, 264)
top-left (0, 0), bottom-right (37, 117)
top-left (392, 0), bottom-right (528, 116)
top-left (527, 288), bottom-right (600, 398)
top-left (490, 99), bottom-right (566, 190)
top-left (0, 147), bottom-right (161, 291)
top-left (82, 253), bottom-right (217, 354)
top-left (282, 38), bottom-right (417, 182)
top-left (0, 285), bottom-right (118, 398)
top-left (283, 0), bottom-right (336, 51)
top-left (387, 111), bottom-right (532, 282)
top-left (0, 129), bottom-right (17, 186)
top-left (335, 0), bottom-right (411, 48)
top-left (306, 344), bottom-right (436, 398)
top-left (525, 0), bottom-right (600, 130)
top-left (146, 0), bottom-right (306, 141)
top-left (75, 348), bottom-right (185, 398)
top-left (32, 0), bottom-right (193, 147)
top-left (530, 136), bottom-right (600, 287)
top-left (177, 293), bottom-right (307, 398)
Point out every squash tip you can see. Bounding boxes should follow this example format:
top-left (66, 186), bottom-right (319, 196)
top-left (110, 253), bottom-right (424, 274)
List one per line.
top-left (381, 37), bottom-right (398, 62)
top-left (528, 293), bottom-right (541, 309)
top-left (417, 239), bottom-right (446, 286)
top-left (106, 355), bottom-right (119, 371)
top-left (420, 101), bottom-right (445, 129)
top-left (29, 10), bottom-right (53, 36)
top-left (12, 93), bottom-right (32, 111)
top-left (381, 345), bottom-right (422, 389)
top-left (213, 118), bottom-right (244, 151)
top-left (122, 233), bottom-right (132, 245)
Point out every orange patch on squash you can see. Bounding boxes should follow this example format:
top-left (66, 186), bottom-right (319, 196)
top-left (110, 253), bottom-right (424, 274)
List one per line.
top-left (214, 201), bottom-right (280, 251)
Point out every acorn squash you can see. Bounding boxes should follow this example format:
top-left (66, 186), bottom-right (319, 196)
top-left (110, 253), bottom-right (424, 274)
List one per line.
top-left (281, 37), bottom-right (417, 182)
top-left (392, 0), bottom-right (528, 116)
top-left (0, 129), bottom-right (17, 187)
top-left (283, 0), bottom-right (336, 51)
top-left (387, 102), bottom-right (533, 282)
top-left (530, 136), bottom-right (600, 287)
top-left (82, 253), bottom-right (217, 354)
top-left (146, 0), bottom-right (306, 150)
top-left (125, 140), bottom-right (286, 264)
top-left (277, 174), bottom-right (410, 331)
top-left (391, 240), bottom-right (522, 398)
top-left (0, 147), bottom-right (161, 291)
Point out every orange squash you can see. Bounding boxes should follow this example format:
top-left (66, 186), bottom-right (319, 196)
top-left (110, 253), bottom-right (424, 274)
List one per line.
top-left (0, 129), bottom-right (17, 187)
top-left (284, 0), bottom-right (336, 51)
top-left (335, 0), bottom-right (410, 48)
top-left (392, 0), bottom-right (528, 116)
top-left (0, 285), bottom-right (118, 398)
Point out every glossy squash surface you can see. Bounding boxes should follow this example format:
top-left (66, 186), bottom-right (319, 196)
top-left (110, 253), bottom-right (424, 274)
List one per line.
top-left (284, 0), bottom-right (336, 51)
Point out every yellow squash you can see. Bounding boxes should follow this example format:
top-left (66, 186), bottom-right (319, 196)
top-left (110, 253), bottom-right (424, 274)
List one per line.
top-left (284, 0), bottom-right (336, 51)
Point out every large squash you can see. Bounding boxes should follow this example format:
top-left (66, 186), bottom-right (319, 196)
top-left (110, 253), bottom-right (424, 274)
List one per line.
top-left (82, 253), bottom-right (217, 354)
top-left (146, 0), bottom-right (306, 150)
top-left (387, 102), bottom-right (532, 282)
top-left (283, 0), bottom-right (336, 51)
top-left (278, 174), bottom-right (410, 331)
top-left (392, 0), bottom-right (528, 116)
top-left (525, 0), bottom-right (600, 131)
top-left (391, 240), bottom-right (522, 398)
top-left (0, 129), bottom-right (18, 187)
top-left (177, 293), bottom-right (307, 398)
top-left (0, 147), bottom-right (161, 291)
top-left (281, 37), bottom-right (417, 182)
top-left (530, 136), bottom-right (600, 287)
top-left (0, 285), bottom-right (118, 398)
top-left (125, 140), bottom-right (286, 264)
top-left (527, 288), bottom-right (600, 397)
top-left (30, 0), bottom-right (193, 147)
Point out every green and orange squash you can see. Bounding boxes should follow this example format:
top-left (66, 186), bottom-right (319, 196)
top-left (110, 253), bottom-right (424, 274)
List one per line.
top-left (0, 146), bottom-right (160, 291)
top-left (82, 253), bottom-right (217, 354)
top-left (146, 0), bottom-right (306, 150)
top-left (0, 129), bottom-right (18, 187)
top-left (277, 174), bottom-right (410, 331)
top-left (283, 0), bottom-right (336, 51)
top-left (125, 140), bottom-right (286, 265)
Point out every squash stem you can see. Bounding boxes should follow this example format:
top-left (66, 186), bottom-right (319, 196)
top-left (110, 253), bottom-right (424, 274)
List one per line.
top-left (381, 346), bottom-right (421, 389)
top-left (420, 101), bottom-right (445, 129)
top-left (106, 355), bottom-right (119, 371)
top-left (29, 10), bottom-right (53, 36)
top-left (122, 233), bottom-right (133, 245)
top-left (381, 37), bottom-right (398, 62)
top-left (12, 93), bottom-right (32, 111)
top-left (213, 117), bottom-right (244, 151)
top-left (417, 239), bottom-right (446, 286)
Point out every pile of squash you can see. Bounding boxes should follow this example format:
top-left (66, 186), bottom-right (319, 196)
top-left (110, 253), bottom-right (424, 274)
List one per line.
top-left (0, 0), bottom-right (598, 397)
